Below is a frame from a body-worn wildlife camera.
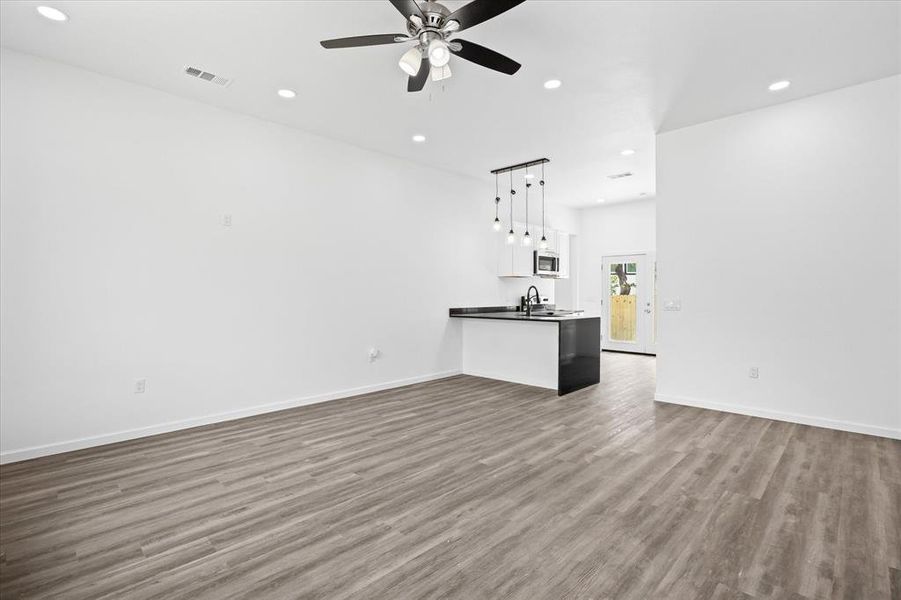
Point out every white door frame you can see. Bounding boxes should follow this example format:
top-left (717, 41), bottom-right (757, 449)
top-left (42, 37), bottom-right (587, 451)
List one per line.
top-left (601, 253), bottom-right (656, 355)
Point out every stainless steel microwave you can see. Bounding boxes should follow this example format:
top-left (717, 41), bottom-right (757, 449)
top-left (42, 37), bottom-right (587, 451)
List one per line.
top-left (533, 251), bottom-right (560, 277)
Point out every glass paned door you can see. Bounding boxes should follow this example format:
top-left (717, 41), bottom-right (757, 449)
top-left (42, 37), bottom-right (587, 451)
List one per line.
top-left (609, 261), bottom-right (638, 344)
top-left (602, 254), bottom-right (656, 354)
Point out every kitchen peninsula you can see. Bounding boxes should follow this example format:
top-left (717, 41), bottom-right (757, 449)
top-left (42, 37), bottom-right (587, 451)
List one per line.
top-left (449, 307), bottom-right (601, 395)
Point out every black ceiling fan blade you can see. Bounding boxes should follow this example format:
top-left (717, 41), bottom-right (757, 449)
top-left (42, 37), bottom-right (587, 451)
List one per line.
top-left (446, 0), bottom-right (526, 32)
top-left (320, 34), bottom-right (406, 49)
top-left (407, 56), bottom-right (430, 92)
top-left (451, 39), bottom-right (521, 75)
top-left (388, 0), bottom-right (424, 21)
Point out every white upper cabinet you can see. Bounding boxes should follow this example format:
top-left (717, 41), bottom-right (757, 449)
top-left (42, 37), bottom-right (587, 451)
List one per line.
top-left (497, 222), bottom-right (534, 277)
top-left (497, 224), bottom-right (570, 279)
top-left (556, 231), bottom-right (570, 279)
top-left (512, 237), bottom-right (534, 277)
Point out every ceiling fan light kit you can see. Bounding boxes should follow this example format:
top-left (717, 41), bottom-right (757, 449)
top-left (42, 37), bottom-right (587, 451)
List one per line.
top-left (320, 0), bottom-right (526, 92)
top-left (398, 46), bottom-right (423, 76)
top-left (427, 38), bottom-right (451, 67)
top-left (431, 63), bottom-right (452, 82)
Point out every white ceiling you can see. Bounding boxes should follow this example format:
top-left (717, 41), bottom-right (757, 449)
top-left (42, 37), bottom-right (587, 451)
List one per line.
top-left (1, 1), bottom-right (898, 207)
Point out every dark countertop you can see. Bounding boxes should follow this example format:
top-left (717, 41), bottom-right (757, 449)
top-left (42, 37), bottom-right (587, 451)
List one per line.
top-left (449, 306), bottom-right (600, 322)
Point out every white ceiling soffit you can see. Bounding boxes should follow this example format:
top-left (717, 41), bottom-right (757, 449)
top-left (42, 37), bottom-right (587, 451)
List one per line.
top-left (1, 1), bottom-right (898, 207)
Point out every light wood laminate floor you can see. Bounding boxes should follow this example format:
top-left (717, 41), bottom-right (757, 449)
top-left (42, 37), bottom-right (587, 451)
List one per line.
top-left (1, 353), bottom-right (899, 599)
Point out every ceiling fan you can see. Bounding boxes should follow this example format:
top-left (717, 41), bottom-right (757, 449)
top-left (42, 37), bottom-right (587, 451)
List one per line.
top-left (319, 0), bottom-right (525, 92)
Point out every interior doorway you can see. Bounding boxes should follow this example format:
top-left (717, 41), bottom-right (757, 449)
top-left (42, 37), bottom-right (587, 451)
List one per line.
top-left (601, 253), bottom-right (656, 354)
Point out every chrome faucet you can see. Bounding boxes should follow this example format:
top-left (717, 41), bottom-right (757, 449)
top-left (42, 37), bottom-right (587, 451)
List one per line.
top-left (525, 285), bottom-right (541, 316)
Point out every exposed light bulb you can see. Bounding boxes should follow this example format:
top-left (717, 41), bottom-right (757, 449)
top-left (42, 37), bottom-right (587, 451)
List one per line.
top-left (428, 39), bottom-right (450, 67)
top-left (492, 218), bottom-right (502, 232)
top-left (506, 230), bottom-right (516, 245)
top-left (538, 236), bottom-right (548, 250)
top-left (398, 47), bottom-right (421, 76)
top-left (522, 231), bottom-right (532, 246)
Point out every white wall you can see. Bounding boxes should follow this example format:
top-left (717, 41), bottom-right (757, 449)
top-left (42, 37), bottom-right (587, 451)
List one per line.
top-left (656, 76), bottom-right (900, 439)
top-left (576, 199), bottom-right (656, 313)
top-left (0, 49), bottom-right (571, 461)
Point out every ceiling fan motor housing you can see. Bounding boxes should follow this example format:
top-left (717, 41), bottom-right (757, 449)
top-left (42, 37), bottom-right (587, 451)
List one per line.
top-left (407, 2), bottom-right (452, 41)
top-left (421, 2), bottom-right (451, 26)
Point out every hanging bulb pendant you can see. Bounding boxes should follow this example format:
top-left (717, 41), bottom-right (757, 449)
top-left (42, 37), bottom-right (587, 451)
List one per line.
top-left (539, 163), bottom-right (549, 251)
top-left (492, 193), bottom-right (501, 232)
top-left (492, 173), bottom-right (502, 233)
top-left (522, 171), bottom-right (532, 247)
top-left (506, 172), bottom-right (516, 245)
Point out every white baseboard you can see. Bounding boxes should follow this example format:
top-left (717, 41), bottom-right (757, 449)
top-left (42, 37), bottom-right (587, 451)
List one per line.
top-left (462, 368), bottom-right (557, 391)
top-left (0, 369), bottom-right (462, 465)
top-left (654, 393), bottom-right (901, 440)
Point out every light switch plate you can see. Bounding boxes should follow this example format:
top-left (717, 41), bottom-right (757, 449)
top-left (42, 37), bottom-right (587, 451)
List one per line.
top-left (663, 298), bottom-right (682, 311)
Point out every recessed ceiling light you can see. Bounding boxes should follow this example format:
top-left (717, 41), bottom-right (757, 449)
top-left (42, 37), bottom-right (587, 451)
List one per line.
top-left (412, 134), bottom-right (426, 143)
top-left (543, 79), bottom-right (562, 90)
top-left (596, 198), bottom-right (605, 203)
top-left (620, 149), bottom-right (636, 156)
top-left (768, 80), bottom-right (791, 92)
top-left (277, 89), bottom-right (296, 99)
top-left (36, 6), bottom-right (68, 21)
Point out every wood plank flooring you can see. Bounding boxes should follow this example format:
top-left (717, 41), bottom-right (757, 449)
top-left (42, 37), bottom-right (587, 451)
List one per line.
top-left (1, 353), bottom-right (899, 599)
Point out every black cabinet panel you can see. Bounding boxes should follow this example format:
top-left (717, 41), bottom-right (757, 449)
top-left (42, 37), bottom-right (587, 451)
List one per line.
top-left (558, 317), bottom-right (600, 395)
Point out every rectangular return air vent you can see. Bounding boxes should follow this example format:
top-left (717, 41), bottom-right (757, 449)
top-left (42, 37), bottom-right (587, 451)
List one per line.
top-left (607, 172), bottom-right (633, 180)
top-left (183, 65), bottom-right (231, 87)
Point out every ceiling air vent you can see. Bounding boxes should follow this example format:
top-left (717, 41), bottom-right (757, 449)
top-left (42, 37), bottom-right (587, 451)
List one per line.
top-left (607, 172), bottom-right (633, 180)
top-left (183, 65), bottom-right (231, 87)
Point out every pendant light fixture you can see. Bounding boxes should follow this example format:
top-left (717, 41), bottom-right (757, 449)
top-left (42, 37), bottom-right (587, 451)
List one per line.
top-left (522, 167), bottom-right (532, 246)
top-left (538, 162), bottom-right (549, 250)
top-left (492, 173), bottom-right (502, 231)
top-left (490, 158), bottom-right (550, 248)
top-left (506, 171), bottom-right (516, 245)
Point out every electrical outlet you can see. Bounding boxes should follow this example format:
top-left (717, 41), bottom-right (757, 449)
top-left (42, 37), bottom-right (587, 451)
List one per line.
top-left (222, 214), bottom-right (232, 227)
top-left (748, 367), bottom-right (759, 379)
top-left (134, 378), bottom-right (147, 393)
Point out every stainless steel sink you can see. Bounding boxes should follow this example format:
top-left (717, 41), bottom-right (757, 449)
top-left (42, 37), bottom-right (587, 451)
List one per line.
top-left (535, 310), bottom-right (582, 317)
